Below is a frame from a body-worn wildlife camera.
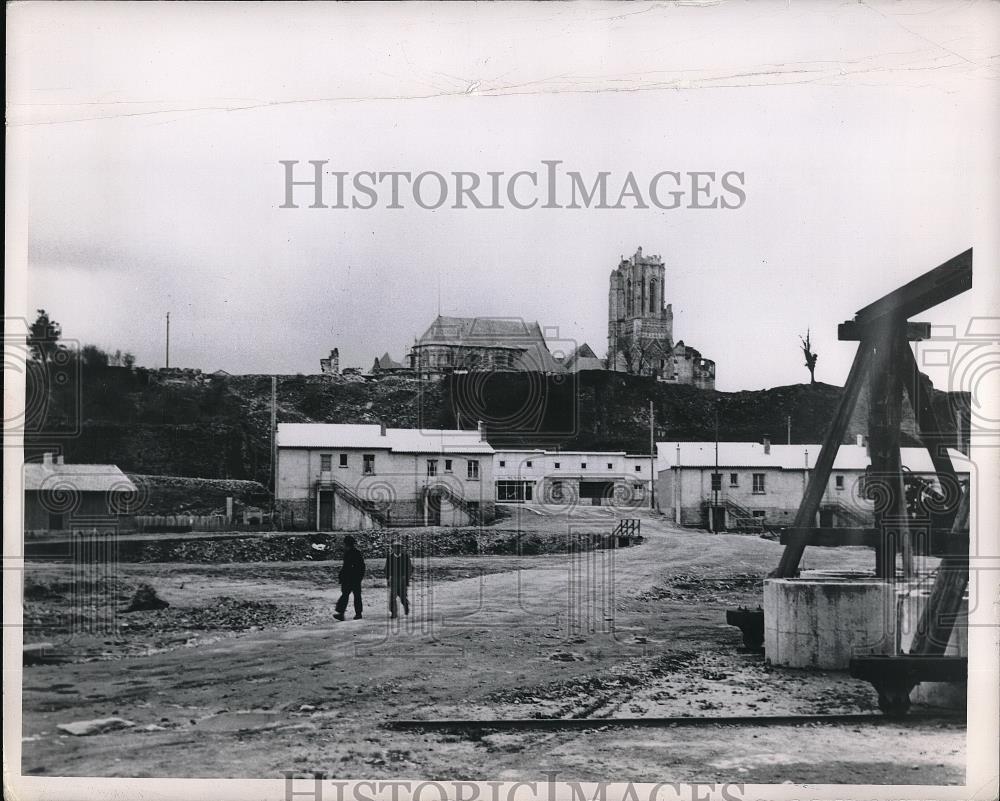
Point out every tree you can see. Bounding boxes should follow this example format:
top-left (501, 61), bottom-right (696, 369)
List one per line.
top-left (799, 329), bottom-right (819, 384)
top-left (81, 344), bottom-right (109, 369)
top-left (27, 309), bottom-right (62, 364)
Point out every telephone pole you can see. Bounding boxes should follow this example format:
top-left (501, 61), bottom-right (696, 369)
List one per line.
top-left (165, 312), bottom-right (171, 368)
top-left (649, 400), bottom-right (656, 510)
top-left (271, 376), bottom-right (278, 493)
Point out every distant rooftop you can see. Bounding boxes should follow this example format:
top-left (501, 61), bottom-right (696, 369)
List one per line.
top-left (24, 456), bottom-right (137, 493)
top-left (655, 442), bottom-right (969, 473)
top-left (277, 423), bottom-right (494, 454)
top-left (417, 316), bottom-right (547, 350)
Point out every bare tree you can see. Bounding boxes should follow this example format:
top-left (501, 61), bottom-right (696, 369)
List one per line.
top-left (799, 329), bottom-right (818, 384)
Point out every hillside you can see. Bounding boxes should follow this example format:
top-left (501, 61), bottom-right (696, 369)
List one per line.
top-left (25, 366), bottom-right (968, 487)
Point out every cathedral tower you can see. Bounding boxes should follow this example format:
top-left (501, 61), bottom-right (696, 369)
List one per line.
top-left (607, 247), bottom-right (674, 373)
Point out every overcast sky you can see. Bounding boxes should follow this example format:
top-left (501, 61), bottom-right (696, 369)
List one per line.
top-left (8, 1), bottom-right (999, 391)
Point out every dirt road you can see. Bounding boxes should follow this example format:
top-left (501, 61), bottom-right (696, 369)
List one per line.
top-left (20, 520), bottom-right (965, 783)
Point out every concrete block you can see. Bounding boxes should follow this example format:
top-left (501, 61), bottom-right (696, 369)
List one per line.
top-left (764, 576), bottom-right (898, 669)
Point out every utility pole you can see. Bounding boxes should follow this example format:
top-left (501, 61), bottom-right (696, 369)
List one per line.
top-left (787, 414), bottom-right (792, 445)
top-left (271, 376), bottom-right (278, 494)
top-left (165, 312), bottom-right (170, 368)
top-left (712, 407), bottom-right (719, 532)
top-left (649, 400), bottom-right (656, 510)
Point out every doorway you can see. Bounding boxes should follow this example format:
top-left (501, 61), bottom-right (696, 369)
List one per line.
top-left (710, 506), bottom-right (726, 532)
top-left (426, 492), bottom-right (442, 526)
top-left (318, 490), bottom-right (335, 531)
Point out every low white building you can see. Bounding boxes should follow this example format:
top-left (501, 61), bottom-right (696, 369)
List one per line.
top-left (656, 440), bottom-right (969, 531)
top-left (492, 449), bottom-right (654, 508)
top-left (276, 423), bottom-right (494, 530)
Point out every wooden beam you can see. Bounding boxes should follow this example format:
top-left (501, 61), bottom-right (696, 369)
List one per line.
top-left (910, 492), bottom-right (970, 655)
top-left (852, 249), bottom-right (972, 326)
top-left (838, 321), bottom-right (931, 342)
top-left (775, 340), bottom-right (873, 577)
top-left (867, 321), bottom-right (908, 578)
top-left (779, 526), bottom-right (968, 556)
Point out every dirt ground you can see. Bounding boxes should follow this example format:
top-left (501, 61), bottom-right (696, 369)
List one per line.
top-left (19, 512), bottom-right (966, 783)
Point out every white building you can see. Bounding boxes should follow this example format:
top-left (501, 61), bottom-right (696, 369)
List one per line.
top-left (492, 449), bottom-right (654, 508)
top-left (276, 423), bottom-right (495, 530)
top-left (655, 439), bottom-right (969, 531)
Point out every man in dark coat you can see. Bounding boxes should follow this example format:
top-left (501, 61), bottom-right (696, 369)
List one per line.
top-left (333, 535), bottom-right (366, 621)
top-left (385, 539), bottom-right (412, 618)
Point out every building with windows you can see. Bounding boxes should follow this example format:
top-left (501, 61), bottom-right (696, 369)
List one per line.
top-left (492, 449), bottom-right (654, 508)
top-left (411, 316), bottom-right (565, 376)
top-left (655, 439), bottom-right (970, 532)
top-left (275, 423), bottom-right (495, 530)
top-left (24, 453), bottom-right (137, 535)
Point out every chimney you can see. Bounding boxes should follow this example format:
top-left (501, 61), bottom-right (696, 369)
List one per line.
top-left (42, 452), bottom-right (54, 466)
top-left (762, 437), bottom-right (771, 455)
top-left (55, 454), bottom-right (64, 465)
top-left (477, 420), bottom-right (486, 442)
top-left (856, 434), bottom-right (864, 447)
top-left (380, 421), bottom-right (387, 437)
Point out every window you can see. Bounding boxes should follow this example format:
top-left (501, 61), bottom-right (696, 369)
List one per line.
top-left (554, 461), bottom-right (561, 469)
top-left (497, 480), bottom-right (532, 502)
top-left (363, 454), bottom-right (375, 475)
top-left (339, 454), bottom-right (348, 468)
top-left (499, 460), bottom-right (506, 468)
top-left (581, 462), bottom-right (587, 469)
top-left (752, 473), bottom-right (765, 494)
top-left (427, 459), bottom-right (438, 476)
top-left (467, 460), bottom-right (480, 480)
top-left (445, 459), bottom-right (453, 472)
top-left (551, 480), bottom-right (564, 501)
top-left (634, 465), bottom-right (642, 473)
top-left (607, 463), bottom-right (614, 470)
top-left (730, 473), bottom-right (739, 487)
top-left (711, 473), bottom-right (722, 491)
top-left (835, 475), bottom-right (845, 490)
top-left (320, 454), bottom-right (333, 471)
top-left (525, 460), bottom-right (533, 468)
top-left (752, 510), bottom-right (766, 519)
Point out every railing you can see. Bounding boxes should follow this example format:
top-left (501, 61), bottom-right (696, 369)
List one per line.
top-left (612, 518), bottom-right (641, 545)
top-left (825, 499), bottom-right (871, 528)
top-left (316, 478), bottom-right (389, 527)
top-left (427, 484), bottom-right (482, 525)
top-left (723, 498), bottom-right (765, 533)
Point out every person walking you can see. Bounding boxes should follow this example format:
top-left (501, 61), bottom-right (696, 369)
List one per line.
top-left (333, 535), bottom-right (365, 621)
top-left (385, 538), bottom-right (412, 618)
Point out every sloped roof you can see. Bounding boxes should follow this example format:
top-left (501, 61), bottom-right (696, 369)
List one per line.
top-left (417, 316), bottom-right (547, 350)
top-left (375, 352), bottom-right (404, 370)
top-left (24, 462), bottom-right (137, 493)
top-left (655, 442), bottom-right (969, 474)
top-left (569, 356), bottom-right (606, 373)
top-left (514, 341), bottom-right (566, 373)
top-left (278, 423), bottom-right (494, 454)
top-left (562, 343), bottom-right (606, 373)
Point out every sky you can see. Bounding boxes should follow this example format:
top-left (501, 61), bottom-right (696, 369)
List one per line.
top-left (7, 0), bottom-right (1000, 391)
